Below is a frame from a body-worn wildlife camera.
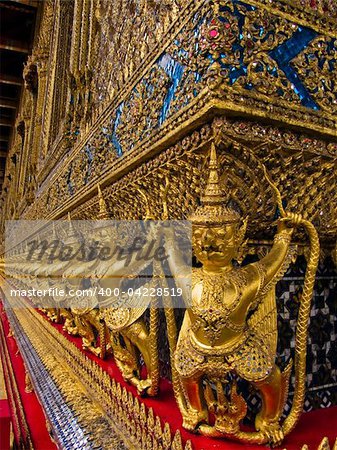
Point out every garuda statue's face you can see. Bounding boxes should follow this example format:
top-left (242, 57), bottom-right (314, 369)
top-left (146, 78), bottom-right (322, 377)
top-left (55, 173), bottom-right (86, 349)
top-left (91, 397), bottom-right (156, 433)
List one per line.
top-left (91, 225), bottom-right (119, 248)
top-left (192, 223), bottom-right (240, 268)
top-left (94, 228), bottom-right (112, 245)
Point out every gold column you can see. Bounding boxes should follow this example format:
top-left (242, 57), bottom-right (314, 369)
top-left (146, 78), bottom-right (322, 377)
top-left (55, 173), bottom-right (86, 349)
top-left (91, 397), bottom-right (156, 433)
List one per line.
top-left (38, 0), bottom-right (57, 162)
top-left (70, 0), bottom-right (82, 77)
top-left (79, 0), bottom-right (90, 75)
top-left (17, 92), bottom-right (34, 202)
top-left (33, 57), bottom-right (48, 172)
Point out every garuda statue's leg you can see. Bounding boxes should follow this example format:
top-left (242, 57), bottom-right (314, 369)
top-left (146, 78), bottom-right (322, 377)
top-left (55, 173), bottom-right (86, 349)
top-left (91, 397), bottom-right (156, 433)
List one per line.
top-left (174, 319), bottom-right (209, 430)
top-left (112, 333), bottom-right (140, 385)
top-left (253, 362), bottom-right (292, 446)
top-left (253, 366), bottom-right (284, 444)
top-left (75, 313), bottom-right (101, 357)
top-left (61, 308), bottom-right (78, 335)
top-left (123, 318), bottom-right (155, 395)
top-left (180, 375), bottom-right (208, 430)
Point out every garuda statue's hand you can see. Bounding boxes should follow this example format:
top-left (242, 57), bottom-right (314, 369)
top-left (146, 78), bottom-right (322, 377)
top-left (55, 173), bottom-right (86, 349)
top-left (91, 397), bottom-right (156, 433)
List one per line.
top-left (277, 212), bottom-right (302, 234)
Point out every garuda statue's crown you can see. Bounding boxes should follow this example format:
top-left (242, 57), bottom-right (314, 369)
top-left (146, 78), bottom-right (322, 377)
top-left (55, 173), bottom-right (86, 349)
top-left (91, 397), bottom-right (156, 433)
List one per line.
top-left (63, 212), bottom-right (82, 244)
top-left (189, 143), bottom-right (241, 225)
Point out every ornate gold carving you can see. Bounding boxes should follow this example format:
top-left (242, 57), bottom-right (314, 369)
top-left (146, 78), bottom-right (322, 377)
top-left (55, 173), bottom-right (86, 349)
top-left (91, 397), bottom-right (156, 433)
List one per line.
top-left (24, 369), bottom-right (34, 394)
top-left (23, 60), bottom-right (38, 93)
top-left (298, 437), bottom-right (336, 450)
top-left (246, 0), bottom-right (336, 36)
top-left (291, 36), bottom-right (337, 114)
top-left (91, 0), bottom-right (181, 112)
top-left (3, 0), bottom-right (335, 229)
top-left (28, 117), bottom-right (334, 246)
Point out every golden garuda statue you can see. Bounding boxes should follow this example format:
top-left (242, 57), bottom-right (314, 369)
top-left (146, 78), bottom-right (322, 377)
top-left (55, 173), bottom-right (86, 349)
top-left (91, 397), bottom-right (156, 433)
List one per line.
top-left (97, 186), bottom-right (161, 397)
top-left (164, 143), bottom-right (320, 446)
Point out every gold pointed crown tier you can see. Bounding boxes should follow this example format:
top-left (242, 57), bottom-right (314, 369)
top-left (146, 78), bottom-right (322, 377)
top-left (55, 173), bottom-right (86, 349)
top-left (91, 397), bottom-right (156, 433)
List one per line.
top-left (63, 212), bottom-right (82, 244)
top-left (189, 143), bottom-right (241, 225)
top-left (97, 184), bottom-right (111, 221)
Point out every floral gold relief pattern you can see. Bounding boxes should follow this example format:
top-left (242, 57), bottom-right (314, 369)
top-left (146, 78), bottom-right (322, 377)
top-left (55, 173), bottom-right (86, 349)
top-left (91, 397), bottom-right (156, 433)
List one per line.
top-left (2, 0), bottom-right (336, 228)
top-left (291, 36), bottom-right (337, 114)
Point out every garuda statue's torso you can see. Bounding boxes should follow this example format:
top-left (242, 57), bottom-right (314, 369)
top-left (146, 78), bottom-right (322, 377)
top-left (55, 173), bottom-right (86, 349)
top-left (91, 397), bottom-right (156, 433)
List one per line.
top-left (175, 266), bottom-right (275, 382)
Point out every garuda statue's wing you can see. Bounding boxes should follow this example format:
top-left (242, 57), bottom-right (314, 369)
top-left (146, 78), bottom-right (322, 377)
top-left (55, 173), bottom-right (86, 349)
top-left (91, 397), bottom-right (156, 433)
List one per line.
top-left (248, 289), bottom-right (278, 355)
top-left (248, 246), bottom-right (297, 355)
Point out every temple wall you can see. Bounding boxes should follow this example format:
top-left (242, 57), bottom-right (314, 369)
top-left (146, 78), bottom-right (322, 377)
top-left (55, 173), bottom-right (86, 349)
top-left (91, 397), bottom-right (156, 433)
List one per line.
top-left (0, 0), bottom-right (336, 447)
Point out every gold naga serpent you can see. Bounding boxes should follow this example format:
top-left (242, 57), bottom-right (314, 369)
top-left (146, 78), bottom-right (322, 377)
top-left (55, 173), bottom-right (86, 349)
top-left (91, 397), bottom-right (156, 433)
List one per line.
top-left (263, 166), bottom-right (320, 440)
top-left (161, 166), bottom-right (320, 444)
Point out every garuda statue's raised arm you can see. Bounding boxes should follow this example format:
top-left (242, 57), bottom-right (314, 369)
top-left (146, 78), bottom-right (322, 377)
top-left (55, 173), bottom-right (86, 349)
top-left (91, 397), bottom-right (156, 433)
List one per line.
top-left (163, 143), bottom-right (319, 446)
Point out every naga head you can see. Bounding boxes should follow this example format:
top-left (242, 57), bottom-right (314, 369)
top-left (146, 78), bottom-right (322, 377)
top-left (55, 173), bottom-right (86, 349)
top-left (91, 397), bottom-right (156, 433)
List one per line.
top-left (189, 143), bottom-right (247, 269)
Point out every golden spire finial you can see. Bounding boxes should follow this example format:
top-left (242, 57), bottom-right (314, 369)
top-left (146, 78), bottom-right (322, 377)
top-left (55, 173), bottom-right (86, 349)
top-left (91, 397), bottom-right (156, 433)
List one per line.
top-left (65, 211), bottom-right (80, 243)
top-left (67, 212), bottom-right (74, 232)
top-left (67, 211), bottom-right (75, 234)
top-left (201, 142), bottom-right (226, 205)
top-left (51, 221), bottom-right (58, 240)
top-left (189, 142), bottom-right (240, 225)
top-left (97, 184), bottom-right (110, 220)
